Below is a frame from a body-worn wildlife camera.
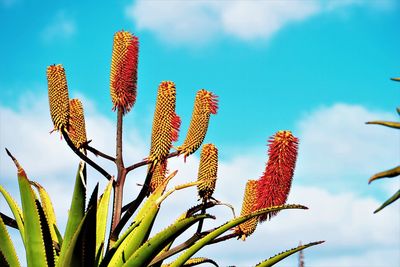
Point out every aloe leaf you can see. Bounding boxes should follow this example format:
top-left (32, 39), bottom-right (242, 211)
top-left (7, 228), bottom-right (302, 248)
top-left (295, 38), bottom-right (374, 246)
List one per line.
top-left (108, 172), bottom-right (176, 267)
top-left (108, 192), bottom-right (161, 266)
top-left (181, 257), bottom-right (219, 267)
top-left (35, 199), bottom-right (56, 267)
top-left (0, 215), bottom-right (20, 267)
top-left (365, 120), bottom-right (400, 129)
top-left (374, 189), bottom-right (400, 214)
top-left (169, 204), bottom-right (307, 267)
top-left (0, 185), bottom-right (25, 243)
top-left (56, 209), bottom-right (90, 267)
top-left (31, 181), bottom-right (60, 248)
top-left (368, 166), bottom-right (400, 184)
top-left (80, 184), bottom-right (98, 267)
top-left (59, 163), bottom-right (86, 260)
top-left (255, 241), bottom-right (325, 267)
top-left (95, 178), bottom-right (113, 265)
top-left (7, 150), bottom-right (48, 267)
top-left (99, 220), bottom-right (142, 267)
top-left (124, 214), bottom-right (212, 267)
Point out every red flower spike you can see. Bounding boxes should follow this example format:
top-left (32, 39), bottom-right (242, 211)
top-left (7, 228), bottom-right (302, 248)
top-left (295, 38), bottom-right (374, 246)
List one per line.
top-left (110, 31), bottom-right (139, 114)
top-left (255, 130), bottom-right (299, 222)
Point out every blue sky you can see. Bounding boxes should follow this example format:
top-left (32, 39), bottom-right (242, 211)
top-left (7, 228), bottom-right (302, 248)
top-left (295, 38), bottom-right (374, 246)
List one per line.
top-left (1, 0), bottom-right (399, 266)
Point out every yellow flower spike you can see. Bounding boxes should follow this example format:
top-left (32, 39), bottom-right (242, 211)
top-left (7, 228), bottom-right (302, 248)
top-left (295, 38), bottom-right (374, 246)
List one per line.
top-left (236, 180), bottom-right (258, 240)
top-left (178, 90), bottom-right (218, 161)
top-left (68, 99), bottom-right (87, 150)
top-left (110, 31), bottom-right (139, 114)
top-left (149, 161), bottom-right (168, 194)
top-left (46, 64), bottom-right (70, 133)
top-left (197, 144), bottom-right (218, 201)
top-left (148, 81), bottom-right (180, 167)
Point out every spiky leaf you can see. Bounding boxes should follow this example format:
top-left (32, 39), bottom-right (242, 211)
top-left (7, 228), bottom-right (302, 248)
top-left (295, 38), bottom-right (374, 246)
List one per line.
top-left (96, 178), bottom-right (113, 265)
top-left (374, 189), bottom-right (400, 214)
top-left (58, 163), bottom-right (86, 264)
top-left (0, 185), bottom-right (25, 243)
top-left (0, 215), bottom-right (20, 267)
top-left (123, 214), bottom-right (212, 267)
top-left (169, 204), bottom-right (307, 267)
top-left (255, 241), bottom-right (325, 267)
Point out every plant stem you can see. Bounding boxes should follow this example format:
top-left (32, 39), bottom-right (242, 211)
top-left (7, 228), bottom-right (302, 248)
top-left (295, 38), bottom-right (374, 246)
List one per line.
top-left (125, 151), bottom-right (180, 173)
top-left (111, 168), bottom-right (153, 240)
top-left (109, 108), bottom-right (126, 245)
top-left (61, 131), bottom-right (112, 180)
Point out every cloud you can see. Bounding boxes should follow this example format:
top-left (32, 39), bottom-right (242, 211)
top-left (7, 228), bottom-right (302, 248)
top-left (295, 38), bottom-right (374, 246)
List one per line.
top-left (0, 95), bottom-right (399, 266)
top-left (125, 0), bottom-right (394, 45)
top-left (295, 103), bottom-right (399, 192)
top-left (41, 11), bottom-right (76, 43)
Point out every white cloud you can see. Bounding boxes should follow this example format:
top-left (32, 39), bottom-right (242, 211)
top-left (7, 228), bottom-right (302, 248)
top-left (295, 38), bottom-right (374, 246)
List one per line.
top-left (295, 103), bottom-right (399, 191)
top-left (41, 11), bottom-right (76, 43)
top-left (125, 0), bottom-right (394, 45)
top-left (0, 95), bottom-right (399, 266)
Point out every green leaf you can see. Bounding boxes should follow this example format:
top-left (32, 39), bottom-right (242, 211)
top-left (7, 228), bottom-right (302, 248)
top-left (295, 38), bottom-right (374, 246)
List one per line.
top-left (181, 257), bottom-right (219, 267)
top-left (31, 181), bottom-right (60, 249)
top-left (169, 204), bottom-right (308, 267)
top-left (374, 189), bottom-right (400, 214)
top-left (0, 215), bottom-right (20, 267)
top-left (59, 163), bottom-right (86, 262)
top-left (255, 241), bottom-right (325, 267)
top-left (80, 184), bottom-right (98, 267)
top-left (11, 155), bottom-right (48, 267)
top-left (108, 172), bottom-right (176, 267)
top-left (35, 199), bottom-right (56, 267)
top-left (0, 185), bottom-right (25, 244)
top-left (96, 178), bottom-right (113, 266)
top-left (123, 214), bottom-right (212, 267)
top-left (56, 209), bottom-right (90, 267)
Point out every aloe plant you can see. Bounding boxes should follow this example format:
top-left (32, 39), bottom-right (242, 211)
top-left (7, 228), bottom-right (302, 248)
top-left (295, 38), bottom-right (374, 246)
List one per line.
top-left (366, 77), bottom-right (400, 213)
top-left (0, 30), bottom-right (323, 266)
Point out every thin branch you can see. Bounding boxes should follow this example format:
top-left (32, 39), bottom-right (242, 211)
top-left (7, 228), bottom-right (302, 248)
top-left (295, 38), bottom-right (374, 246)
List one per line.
top-left (61, 131), bottom-right (112, 180)
top-left (83, 141), bottom-right (116, 162)
top-left (125, 151), bottom-right (180, 173)
top-left (208, 232), bottom-right (239, 244)
top-left (149, 232), bottom-right (204, 265)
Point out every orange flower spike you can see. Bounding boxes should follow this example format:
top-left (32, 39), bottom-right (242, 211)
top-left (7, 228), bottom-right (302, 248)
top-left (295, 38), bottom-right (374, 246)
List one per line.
top-left (110, 31), bottom-right (139, 114)
top-left (148, 81), bottom-right (179, 166)
top-left (46, 64), bottom-right (70, 133)
top-left (256, 130), bottom-right (299, 222)
top-left (68, 99), bottom-right (87, 150)
top-left (197, 144), bottom-right (218, 201)
top-left (178, 90), bottom-right (218, 160)
top-left (236, 180), bottom-right (258, 240)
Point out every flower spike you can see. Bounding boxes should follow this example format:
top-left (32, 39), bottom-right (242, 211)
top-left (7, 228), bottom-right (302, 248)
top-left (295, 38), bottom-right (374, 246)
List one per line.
top-left (178, 90), bottom-right (218, 160)
top-left (236, 180), bottom-right (258, 240)
top-left (197, 144), bottom-right (218, 201)
top-left (149, 161), bottom-right (168, 194)
top-left (256, 130), bottom-right (299, 222)
top-left (110, 31), bottom-right (139, 114)
top-left (148, 81), bottom-right (180, 167)
top-left (68, 99), bottom-right (87, 150)
top-left (46, 64), bottom-right (70, 133)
